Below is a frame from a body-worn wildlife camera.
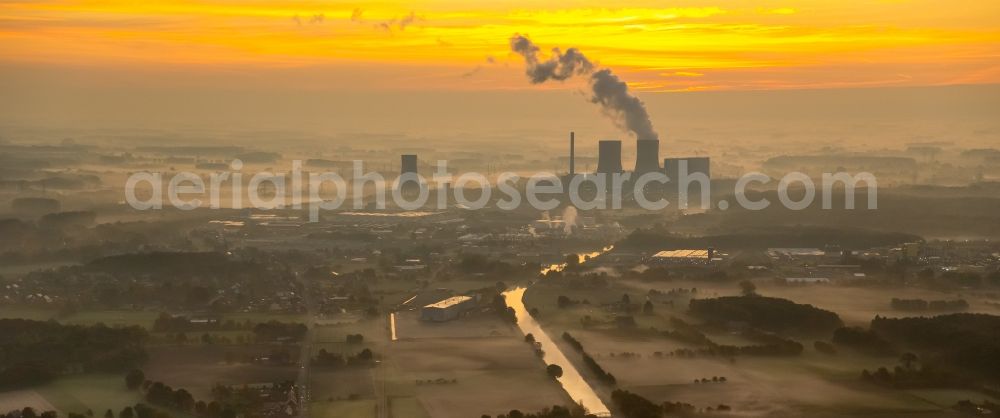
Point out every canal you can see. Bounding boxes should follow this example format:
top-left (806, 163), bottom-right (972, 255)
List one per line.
top-left (503, 246), bottom-right (614, 417)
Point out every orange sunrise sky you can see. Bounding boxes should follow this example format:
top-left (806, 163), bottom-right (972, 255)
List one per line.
top-left (2, 0), bottom-right (999, 141)
top-left (2, 0), bottom-right (999, 92)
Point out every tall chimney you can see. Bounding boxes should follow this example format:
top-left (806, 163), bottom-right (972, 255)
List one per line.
top-left (596, 140), bottom-right (623, 174)
top-left (634, 139), bottom-right (660, 174)
top-left (569, 132), bottom-right (575, 177)
top-left (400, 154), bottom-right (419, 196)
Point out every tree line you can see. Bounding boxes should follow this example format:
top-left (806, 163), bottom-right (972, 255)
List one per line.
top-left (561, 332), bottom-right (616, 385)
top-left (313, 348), bottom-right (375, 368)
top-left (889, 298), bottom-right (968, 312)
top-left (0, 319), bottom-right (147, 389)
top-left (688, 295), bottom-right (843, 335)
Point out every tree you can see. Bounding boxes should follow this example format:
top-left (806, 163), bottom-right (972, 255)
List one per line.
top-left (989, 270), bottom-right (1000, 286)
top-left (621, 294), bottom-right (631, 305)
top-left (104, 410), bottom-right (114, 418)
top-left (194, 401), bottom-right (207, 416)
top-left (564, 254), bottom-right (580, 269)
top-left (642, 300), bottom-right (654, 315)
top-left (546, 364), bottom-right (563, 378)
top-left (174, 388), bottom-right (195, 411)
top-left (739, 280), bottom-right (757, 297)
top-left (611, 390), bottom-right (661, 418)
top-left (125, 369), bottom-right (145, 390)
top-left (524, 333), bottom-right (535, 343)
top-left (119, 407), bottom-right (134, 418)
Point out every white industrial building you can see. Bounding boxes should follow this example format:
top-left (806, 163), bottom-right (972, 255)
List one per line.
top-left (420, 295), bottom-right (476, 322)
top-left (650, 249), bottom-right (715, 265)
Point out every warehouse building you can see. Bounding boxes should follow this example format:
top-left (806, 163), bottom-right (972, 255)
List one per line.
top-left (650, 249), bottom-right (716, 265)
top-left (420, 295), bottom-right (476, 322)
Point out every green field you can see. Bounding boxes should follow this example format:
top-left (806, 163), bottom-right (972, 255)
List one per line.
top-left (59, 311), bottom-right (162, 328)
top-left (0, 262), bottom-right (78, 280)
top-left (34, 374), bottom-right (142, 415)
top-left (0, 306), bottom-right (57, 321)
top-left (0, 307), bottom-right (308, 329)
top-left (389, 396), bottom-right (431, 418)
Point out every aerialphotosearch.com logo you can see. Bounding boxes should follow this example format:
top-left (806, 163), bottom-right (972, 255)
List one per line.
top-left (124, 159), bottom-right (878, 222)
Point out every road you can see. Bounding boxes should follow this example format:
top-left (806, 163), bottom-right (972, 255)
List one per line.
top-left (294, 271), bottom-right (317, 418)
top-left (294, 271), bottom-right (390, 418)
top-left (375, 313), bottom-right (389, 418)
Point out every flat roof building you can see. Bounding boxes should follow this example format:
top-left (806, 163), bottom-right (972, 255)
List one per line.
top-left (420, 295), bottom-right (475, 322)
top-left (651, 249), bottom-right (714, 264)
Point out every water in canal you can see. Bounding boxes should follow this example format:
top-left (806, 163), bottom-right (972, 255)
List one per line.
top-left (503, 246), bottom-right (615, 416)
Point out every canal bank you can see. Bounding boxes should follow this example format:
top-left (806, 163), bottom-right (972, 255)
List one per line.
top-left (503, 246), bottom-right (615, 417)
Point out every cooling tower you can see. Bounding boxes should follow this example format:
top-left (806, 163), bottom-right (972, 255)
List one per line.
top-left (596, 140), bottom-right (623, 174)
top-left (401, 154), bottom-right (418, 175)
top-left (634, 139), bottom-right (660, 174)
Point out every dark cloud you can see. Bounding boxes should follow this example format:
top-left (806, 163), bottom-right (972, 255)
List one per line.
top-left (461, 56), bottom-right (499, 78)
top-left (461, 66), bottom-right (483, 78)
top-left (351, 9), bottom-right (421, 33)
top-left (509, 34), bottom-right (593, 83)
top-left (292, 13), bottom-right (325, 26)
top-left (398, 11), bottom-right (418, 30)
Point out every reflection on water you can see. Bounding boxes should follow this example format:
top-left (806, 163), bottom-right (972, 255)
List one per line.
top-left (503, 245), bottom-right (615, 417)
top-left (389, 312), bottom-right (398, 341)
top-left (539, 245), bottom-right (615, 275)
top-left (503, 287), bottom-right (610, 416)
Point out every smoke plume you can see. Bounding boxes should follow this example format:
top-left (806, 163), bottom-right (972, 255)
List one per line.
top-left (509, 34), bottom-right (658, 141)
top-left (561, 206), bottom-right (578, 235)
top-left (509, 35), bottom-right (593, 83)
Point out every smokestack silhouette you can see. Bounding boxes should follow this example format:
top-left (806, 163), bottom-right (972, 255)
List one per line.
top-left (400, 154), bottom-right (419, 196)
top-left (569, 132), bottom-right (576, 177)
top-left (597, 140), bottom-right (623, 174)
top-left (634, 139), bottom-right (660, 174)
top-left (509, 35), bottom-right (659, 142)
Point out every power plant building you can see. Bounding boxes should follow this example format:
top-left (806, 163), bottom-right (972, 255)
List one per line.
top-left (663, 157), bottom-right (710, 182)
top-left (663, 157), bottom-right (712, 181)
top-left (401, 154), bottom-right (418, 175)
top-left (420, 295), bottom-right (476, 322)
top-left (596, 140), bottom-right (623, 174)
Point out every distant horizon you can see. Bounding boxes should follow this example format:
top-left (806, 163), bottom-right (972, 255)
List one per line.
top-left (3, 82), bottom-right (997, 156)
